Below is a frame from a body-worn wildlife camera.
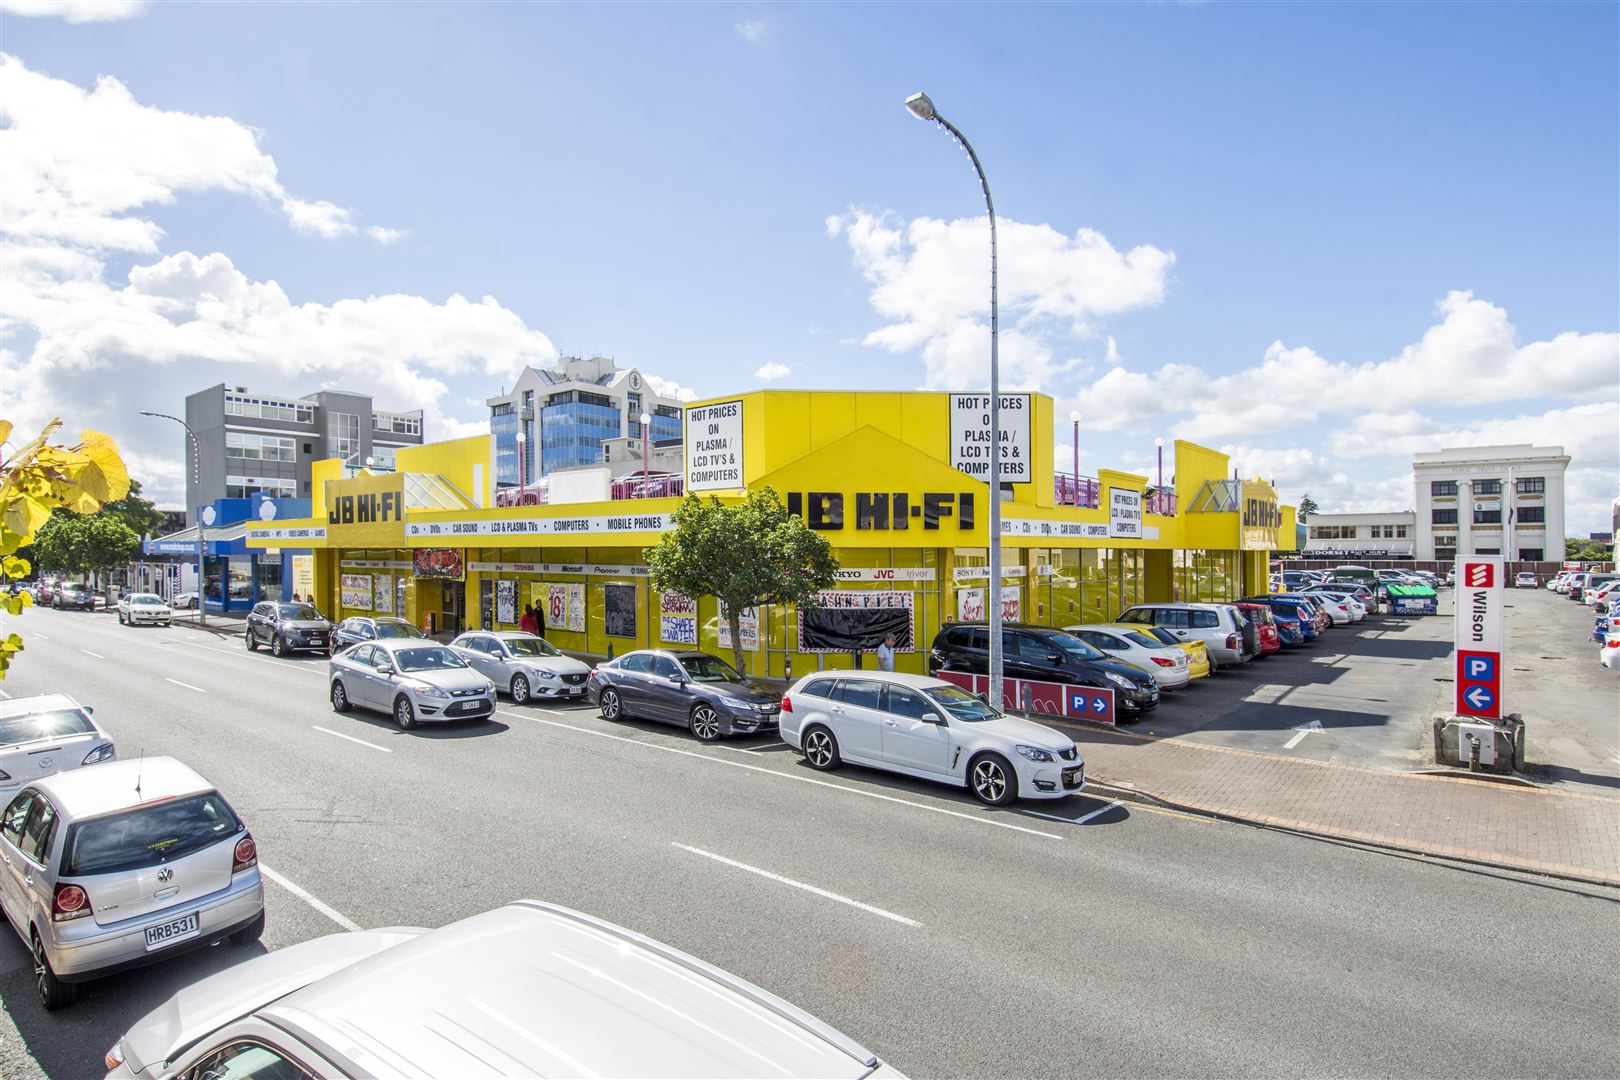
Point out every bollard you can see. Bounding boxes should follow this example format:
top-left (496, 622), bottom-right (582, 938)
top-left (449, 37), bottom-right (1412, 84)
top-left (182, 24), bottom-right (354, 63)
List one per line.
top-left (1467, 733), bottom-right (1481, 772)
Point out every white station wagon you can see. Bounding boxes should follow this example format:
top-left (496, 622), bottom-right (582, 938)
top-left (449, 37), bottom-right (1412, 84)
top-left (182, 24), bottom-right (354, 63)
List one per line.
top-left (780, 670), bottom-right (1083, 805)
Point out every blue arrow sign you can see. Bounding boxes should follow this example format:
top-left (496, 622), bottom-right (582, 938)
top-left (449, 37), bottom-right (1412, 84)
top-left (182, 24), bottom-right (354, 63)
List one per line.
top-left (1091, 696), bottom-right (1107, 713)
top-left (1464, 684), bottom-right (1494, 710)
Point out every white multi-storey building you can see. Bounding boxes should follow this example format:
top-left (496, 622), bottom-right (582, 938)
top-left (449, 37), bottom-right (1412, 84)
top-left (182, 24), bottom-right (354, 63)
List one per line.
top-left (1413, 444), bottom-right (1568, 563)
top-left (1302, 511), bottom-right (1417, 559)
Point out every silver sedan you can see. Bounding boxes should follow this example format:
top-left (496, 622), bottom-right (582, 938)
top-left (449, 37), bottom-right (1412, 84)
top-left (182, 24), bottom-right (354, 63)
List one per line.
top-left (449, 631), bottom-right (592, 704)
top-left (328, 640), bottom-right (496, 729)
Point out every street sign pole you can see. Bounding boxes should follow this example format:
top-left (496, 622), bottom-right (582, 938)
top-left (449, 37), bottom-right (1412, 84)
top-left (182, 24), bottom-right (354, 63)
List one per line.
top-left (1454, 555), bottom-right (1504, 720)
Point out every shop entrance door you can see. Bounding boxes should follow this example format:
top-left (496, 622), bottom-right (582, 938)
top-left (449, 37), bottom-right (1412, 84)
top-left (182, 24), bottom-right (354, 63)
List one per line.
top-left (442, 581), bottom-right (465, 636)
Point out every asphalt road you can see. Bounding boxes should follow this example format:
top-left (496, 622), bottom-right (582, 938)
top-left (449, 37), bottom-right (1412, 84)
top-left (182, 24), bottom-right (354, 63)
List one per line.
top-left (1, 606), bottom-right (1617, 1079)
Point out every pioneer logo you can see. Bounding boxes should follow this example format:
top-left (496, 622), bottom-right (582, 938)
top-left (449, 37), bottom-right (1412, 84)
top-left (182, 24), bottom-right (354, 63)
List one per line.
top-left (1464, 563), bottom-right (1493, 588)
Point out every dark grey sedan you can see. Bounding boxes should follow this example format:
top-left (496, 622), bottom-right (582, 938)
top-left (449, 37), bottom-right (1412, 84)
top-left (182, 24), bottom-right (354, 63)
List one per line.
top-left (588, 650), bottom-right (781, 742)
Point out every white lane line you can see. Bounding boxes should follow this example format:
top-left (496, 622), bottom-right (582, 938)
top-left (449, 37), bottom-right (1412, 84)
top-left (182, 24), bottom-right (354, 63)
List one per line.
top-left (80, 649), bottom-right (105, 659)
top-left (506, 711), bottom-right (1062, 841)
top-left (311, 725), bottom-right (392, 753)
top-left (1283, 730), bottom-right (1309, 750)
top-left (33, 634), bottom-right (48, 641)
top-left (736, 741), bottom-right (790, 754)
top-left (673, 843), bottom-right (920, 927)
top-left (1074, 800), bottom-right (1125, 825)
top-left (164, 677), bottom-right (207, 693)
top-left (258, 863), bottom-right (363, 932)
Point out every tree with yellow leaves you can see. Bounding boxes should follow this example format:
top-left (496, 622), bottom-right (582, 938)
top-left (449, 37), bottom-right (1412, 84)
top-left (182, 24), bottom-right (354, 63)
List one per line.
top-left (0, 419), bottom-right (131, 680)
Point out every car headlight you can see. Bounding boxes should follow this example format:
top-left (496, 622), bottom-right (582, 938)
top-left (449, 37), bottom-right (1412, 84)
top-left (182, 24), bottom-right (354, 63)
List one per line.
top-left (1105, 671), bottom-right (1135, 690)
top-left (82, 742), bottom-right (115, 766)
top-left (413, 684), bottom-right (450, 698)
top-left (104, 1041), bottom-right (125, 1072)
top-left (530, 667), bottom-right (560, 681)
top-left (1014, 744), bottom-right (1054, 763)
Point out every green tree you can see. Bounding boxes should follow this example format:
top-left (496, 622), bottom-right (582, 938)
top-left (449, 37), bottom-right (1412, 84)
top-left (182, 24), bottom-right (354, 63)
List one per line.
top-left (101, 479), bottom-right (165, 538)
top-left (645, 487), bottom-right (839, 674)
top-left (33, 513), bottom-right (139, 587)
top-left (1297, 494), bottom-right (1319, 521)
top-left (0, 418), bottom-right (131, 679)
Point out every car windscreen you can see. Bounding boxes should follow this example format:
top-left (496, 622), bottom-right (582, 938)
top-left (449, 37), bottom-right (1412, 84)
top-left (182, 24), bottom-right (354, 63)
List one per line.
top-left (0, 708), bottom-right (96, 747)
top-left (64, 791), bottom-right (240, 876)
top-left (392, 647), bottom-right (467, 672)
top-left (375, 622), bottom-right (425, 639)
top-left (130, 595), bottom-right (164, 605)
top-left (278, 605), bottom-right (322, 621)
top-left (925, 685), bottom-right (1002, 723)
top-left (505, 637), bottom-right (562, 658)
top-left (1039, 632), bottom-right (1104, 661)
top-left (681, 655), bottom-right (743, 683)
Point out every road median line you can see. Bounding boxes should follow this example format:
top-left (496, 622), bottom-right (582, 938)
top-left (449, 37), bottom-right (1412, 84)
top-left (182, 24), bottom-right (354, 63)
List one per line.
top-left (672, 842), bottom-right (920, 926)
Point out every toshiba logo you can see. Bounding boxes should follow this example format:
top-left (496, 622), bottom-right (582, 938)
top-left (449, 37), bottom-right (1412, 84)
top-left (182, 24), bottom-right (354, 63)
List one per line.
top-left (1464, 563), bottom-right (1493, 588)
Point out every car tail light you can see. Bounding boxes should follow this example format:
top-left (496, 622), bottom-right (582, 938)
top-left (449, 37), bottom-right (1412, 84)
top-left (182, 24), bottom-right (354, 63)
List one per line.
top-left (233, 834), bottom-right (258, 873)
top-left (52, 883), bottom-right (92, 923)
top-left (1152, 657), bottom-right (1175, 668)
top-left (780, 694), bottom-right (793, 713)
top-left (1226, 634), bottom-right (1239, 650)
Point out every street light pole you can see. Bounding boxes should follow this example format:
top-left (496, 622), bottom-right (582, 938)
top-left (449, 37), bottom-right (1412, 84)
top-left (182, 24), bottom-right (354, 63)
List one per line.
top-left (1155, 437), bottom-right (1165, 490)
top-left (1070, 411), bottom-right (1081, 506)
top-left (906, 90), bottom-right (1005, 707)
top-left (640, 412), bottom-right (652, 492)
top-left (515, 429), bottom-right (527, 492)
top-left (139, 410), bottom-right (206, 626)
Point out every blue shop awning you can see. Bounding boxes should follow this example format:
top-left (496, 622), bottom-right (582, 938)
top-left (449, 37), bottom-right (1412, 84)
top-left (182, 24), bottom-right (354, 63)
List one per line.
top-left (142, 521), bottom-right (251, 557)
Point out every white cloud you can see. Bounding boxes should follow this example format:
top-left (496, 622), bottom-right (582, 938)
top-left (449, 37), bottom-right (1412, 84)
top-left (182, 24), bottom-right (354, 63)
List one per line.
top-left (734, 18), bottom-right (767, 44)
top-left (828, 210), bottom-right (1173, 389)
top-left (644, 373), bottom-right (697, 402)
top-left (0, 1), bottom-right (145, 22)
top-left (365, 225), bottom-right (408, 245)
top-left (754, 361), bottom-right (790, 382)
top-left (0, 54), bottom-right (386, 251)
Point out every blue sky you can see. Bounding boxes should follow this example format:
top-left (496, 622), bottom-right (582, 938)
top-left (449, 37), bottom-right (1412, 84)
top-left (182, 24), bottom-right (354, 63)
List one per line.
top-left (1, 1), bottom-right (1615, 529)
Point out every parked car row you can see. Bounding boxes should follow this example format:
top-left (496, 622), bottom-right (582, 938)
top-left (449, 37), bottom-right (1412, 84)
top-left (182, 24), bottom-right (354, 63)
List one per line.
top-left (1550, 569), bottom-right (1619, 607)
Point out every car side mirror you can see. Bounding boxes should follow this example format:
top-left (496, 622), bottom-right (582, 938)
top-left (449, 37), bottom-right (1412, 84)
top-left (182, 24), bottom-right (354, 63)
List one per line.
top-left (922, 712), bottom-right (945, 725)
top-left (84, 706), bottom-right (94, 715)
top-left (377, 662), bottom-right (394, 675)
top-left (1047, 652), bottom-right (1065, 664)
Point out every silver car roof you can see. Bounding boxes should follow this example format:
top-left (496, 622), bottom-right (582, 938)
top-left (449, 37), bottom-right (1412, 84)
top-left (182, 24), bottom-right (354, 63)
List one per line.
top-left (0, 692), bottom-right (87, 722)
top-left (31, 756), bottom-right (210, 822)
top-left (262, 901), bottom-right (880, 1079)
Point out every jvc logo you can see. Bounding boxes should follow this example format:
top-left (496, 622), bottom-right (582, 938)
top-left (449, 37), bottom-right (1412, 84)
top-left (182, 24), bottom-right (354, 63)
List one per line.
top-left (1464, 563), bottom-right (1493, 588)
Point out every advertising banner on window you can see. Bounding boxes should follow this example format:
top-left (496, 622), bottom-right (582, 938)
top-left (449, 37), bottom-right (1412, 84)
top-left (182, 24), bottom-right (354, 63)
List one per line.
top-left (291, 555), bottom-right (314, 601)
top-left (798, 590), bottom-right (913, 653)
top-left (717, 602), bottom-right (759, 651)
top-left (495, 580), bottom-right (516, 624)
top-left (604, 583), bottom-right (638, 639)
top-left (340, 574), bottom-right (371, 610)
top-left (373, 575), bottom-right (394, 614)
top-left (660, 591), bottom-right (698, 645)
top-left (413, 548), bottom-right (465, 580)
top-left (539, 582), bottom-right (585, 634)
top-left (956, 586), bottom-right (1020, 623)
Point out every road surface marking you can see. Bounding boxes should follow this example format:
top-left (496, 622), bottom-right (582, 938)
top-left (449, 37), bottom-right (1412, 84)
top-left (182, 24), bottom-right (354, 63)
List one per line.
top-left (1022, 800), bottom-right (1125, 826)
top-left (258, 863), bottom-right (362, 932)
top-left (164, 678), bottom-right (207, 693)
top-left (1074, 800), bottom-right (1125, 824)
top-left (0, 688), bottom-right (9, 699)
top-left (33, 634), bottom-right (48, 641)
top-left (312, 725), bottom-right (392, 753)
top-left (1284, 720), bottom-right (1325, 749)
top-left (506, 711), bottom-right (1062, 841)
top-left (736, 741), bottom-right (791, 754)
top-left (79, 649), bottom-right (105, 659)
top-left (673, 843), bottom-right (920, 926)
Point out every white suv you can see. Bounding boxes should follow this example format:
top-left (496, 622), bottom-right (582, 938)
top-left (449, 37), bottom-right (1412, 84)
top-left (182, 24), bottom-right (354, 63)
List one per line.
top-left (780, 671), bottom-right (1083, 805)
top-left (1116, 603), bottom-right (1253, 669)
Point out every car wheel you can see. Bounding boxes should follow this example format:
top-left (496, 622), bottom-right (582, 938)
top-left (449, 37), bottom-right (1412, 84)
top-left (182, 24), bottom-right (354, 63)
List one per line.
top-left (968, 752), bottom-right (1018, 806)
top-left (331, 680), bottom-right (352, 713)
top-left (689, 704), bottom-right (723, 743)
top-left (511, 674), bottom-right (531, 704)
top-left (394, 695), bottom-right (416, 730)
top-left (32, 931), bottom-right (76, 1011)
top-left (599, 688), bottom-right (623, 721)
top-left (245, 629), bottom-right (258, 651)
top-left (802, 725), bottom-right (841, 770)
top-left (270, 634), bottom-right (285, 658)
top-left (229, 909), bottom-right (266, 946)
top-left (117, 610), bottom-right (125, 625)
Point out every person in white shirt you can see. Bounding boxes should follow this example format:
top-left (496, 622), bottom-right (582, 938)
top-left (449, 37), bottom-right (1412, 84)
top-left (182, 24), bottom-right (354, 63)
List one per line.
top-left (876, 633), bottom-right (897, 672)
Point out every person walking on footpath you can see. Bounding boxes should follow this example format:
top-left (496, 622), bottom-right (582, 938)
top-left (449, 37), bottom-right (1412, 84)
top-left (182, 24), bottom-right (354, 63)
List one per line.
top-left (520, 602), bottom-right (539, 636)
top-left (876, 633), bottom-right (897, 672)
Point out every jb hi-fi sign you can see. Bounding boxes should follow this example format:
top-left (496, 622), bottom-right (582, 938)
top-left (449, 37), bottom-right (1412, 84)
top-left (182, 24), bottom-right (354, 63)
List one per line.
top-left (1454, 555), bottom-right (1504, 720)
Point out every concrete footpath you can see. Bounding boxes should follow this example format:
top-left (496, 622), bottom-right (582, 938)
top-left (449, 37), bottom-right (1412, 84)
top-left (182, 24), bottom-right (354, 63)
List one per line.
top-left (1060, 722), bottom-right (1620, 886)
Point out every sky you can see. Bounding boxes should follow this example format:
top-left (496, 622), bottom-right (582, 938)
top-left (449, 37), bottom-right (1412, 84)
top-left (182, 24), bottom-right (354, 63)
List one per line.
top-left (0, 0), bottom-right (1615, 532)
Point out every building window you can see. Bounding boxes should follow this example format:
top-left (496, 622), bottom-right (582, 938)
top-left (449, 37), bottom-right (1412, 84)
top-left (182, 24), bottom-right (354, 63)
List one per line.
top-left (627, 392), bottom-right (642, 438)
top-left (540, 398), bottom-right (622, 475)
top-left (369, 447), bottom-right (396, 471)
top-left (1474, 509), bottom-right (1502, 524)
top-left (225, 475), bottom-right (297, 499)
top-left (1431, 480), bottom-right (1457, 497)
top-left (302, 442), bottom-right (312, 455)
top-left (1516, 477), bottom-right (1545, 495)
top-left (1474, 479), bottom-right (1501, 495)
top-left (1395, 525), bottom-right (1408, 538)
top-left (490, 408), bottom-right (519, 485)
top-left (327, 412), bottom-right (361, 465)
top-left (1519, 548), bottom-right (1543, 561)
top-left (226, 432), bottom-right (296, 463)
top-left (1432, 509), bottom-right (1458, 524)
top-left (1517, 506), bottom-right (1545, 524)
top-left (224, 394), bottom-right (314, 425)
top-left (1474, 547), bottom-right (1501, 555)
top-left (372, 412), bottom-right (421, 436)
top-left (1309, 525), bottom-right (1356, 540)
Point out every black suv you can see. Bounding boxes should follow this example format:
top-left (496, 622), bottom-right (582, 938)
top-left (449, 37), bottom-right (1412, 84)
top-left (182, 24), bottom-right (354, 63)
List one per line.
top-left (928, 622), bottom-right (1160, 715)
top-left (246, 600), bottom-right (333, 657)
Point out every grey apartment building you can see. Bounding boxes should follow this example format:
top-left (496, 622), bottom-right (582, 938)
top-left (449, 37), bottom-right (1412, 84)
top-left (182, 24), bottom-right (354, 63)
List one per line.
top-left (182, 385), bottom-right (424, 522)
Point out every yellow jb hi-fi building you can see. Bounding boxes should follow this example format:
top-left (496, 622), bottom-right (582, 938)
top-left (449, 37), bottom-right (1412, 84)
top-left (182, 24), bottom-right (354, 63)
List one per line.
top-left (246, 390), bottom-right (1294, 679)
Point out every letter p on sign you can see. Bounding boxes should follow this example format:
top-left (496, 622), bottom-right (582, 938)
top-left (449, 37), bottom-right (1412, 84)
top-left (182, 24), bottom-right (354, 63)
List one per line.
top-left (1464, 562), bottom-right (1494, 588)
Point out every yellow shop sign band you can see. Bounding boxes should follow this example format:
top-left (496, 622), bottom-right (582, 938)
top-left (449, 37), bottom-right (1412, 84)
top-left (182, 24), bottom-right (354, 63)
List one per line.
top-left (407, 512), bottom-right (674, 539)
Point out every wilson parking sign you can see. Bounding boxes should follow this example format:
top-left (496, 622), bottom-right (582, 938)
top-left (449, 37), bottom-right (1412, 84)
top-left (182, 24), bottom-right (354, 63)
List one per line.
top-left (1454, 555), bottom-right (1504, 719)
top-left (1066, 687), bottom-right (1115, 725)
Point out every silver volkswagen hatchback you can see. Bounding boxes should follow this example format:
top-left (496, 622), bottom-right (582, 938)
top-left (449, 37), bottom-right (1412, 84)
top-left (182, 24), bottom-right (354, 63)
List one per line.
top-left (329, 640), bottom-right (496, 729)
top-left (0, 756), bottom-right (264, 1010)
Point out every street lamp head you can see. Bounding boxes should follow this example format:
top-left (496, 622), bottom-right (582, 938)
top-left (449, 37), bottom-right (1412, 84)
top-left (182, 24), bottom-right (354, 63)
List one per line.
top-left (515, 430), bottom-right (526, 443)
top-left (364, 456), bottom-right (374, 468)
top-left (1155, 437), bottom-right (1164, 448)
top-left (904, 92), bottom-right (937, 122)
top-left (639, 412), bottom-right (652, 426)
top-left (1069, 410), bottom-right (1081, 423)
